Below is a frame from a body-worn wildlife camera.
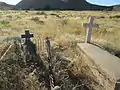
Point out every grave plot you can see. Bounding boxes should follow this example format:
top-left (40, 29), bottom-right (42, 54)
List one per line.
top-left (0, 43), bottom-right (28, 90)
top-left (0, 36), bottom-right (49, 90)
top-left (81, 16), bottom-right (120, 89)
top-left (47, 51), bottom-right (90, 90)
top-left (83, 16), bottom-right (120, 80)
top-left (0, 28), bottom-right (118, 90)
top-left (0, 30), bottom-right (91, 90)
top-left (0, 42), bottom-right (114, 90)
top-left (45, 37), bottom-right (90, 90)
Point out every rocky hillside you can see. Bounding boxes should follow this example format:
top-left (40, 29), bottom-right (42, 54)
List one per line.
top-left (113, 5), bottom-right (120, 11)
top-left (14, 0), bottom-right (113, 10)
top-left (0, 2), bottom-right (14, 10)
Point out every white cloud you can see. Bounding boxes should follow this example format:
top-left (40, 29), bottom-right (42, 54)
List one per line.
top-left (0, 0), bottom-right (21, 5)
top-left (87, 0), bottom-right (120, 6)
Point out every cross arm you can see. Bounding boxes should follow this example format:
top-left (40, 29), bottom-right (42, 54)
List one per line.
top-left (83, 23), bottom-right (99, 28)
top-left (83, 23), bottom-right (89, 28)
top-left (21, 34), bottom-right (34, 38)
top-left (93, 24), bottom-right (99, 28)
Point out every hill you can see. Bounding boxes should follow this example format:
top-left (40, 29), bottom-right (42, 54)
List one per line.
top-left (0, 2), bottom-right (14, 10)
top-left (14, 0), bottom-right (113, 10)
top-left (113, 5), bottom-right (120, 11)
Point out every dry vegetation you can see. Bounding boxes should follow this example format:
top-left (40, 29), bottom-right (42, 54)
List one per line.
top-left (0, 10), bottom-right (120, 55)
top-left (0, 10), bottom-right (119, 89)
top-left (0, 44), bottom-right (9, 57)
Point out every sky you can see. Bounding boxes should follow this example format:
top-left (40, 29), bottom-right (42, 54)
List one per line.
top-left (0, 0), bottom-right (21, 5)
top-left (87, 0), bottom-right (120, 6)
top-left (0, 0), bottom-right (120, 6)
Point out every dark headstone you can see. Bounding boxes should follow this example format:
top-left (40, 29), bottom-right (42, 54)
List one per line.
top-left (21, 30), bottom-right (33, 39)
top-left (21, 30), bottom-right (37, 66)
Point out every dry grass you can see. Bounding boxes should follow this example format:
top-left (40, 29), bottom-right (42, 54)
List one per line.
top-left (0, 44), bottom-right (9, 57)
top-left (0, 10), bottom-right (119, 89)
top-left (0, 10), bottom-right (120, 55)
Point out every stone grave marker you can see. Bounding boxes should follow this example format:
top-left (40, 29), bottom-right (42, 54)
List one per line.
top-left (21, 30), bottom-right (37, 66)
top-left (83, 16), bottom-right (99, 43)
top-left (21, 30), bottom-right (34, 43)
top-left (21, 30), bottom-right (36, 54)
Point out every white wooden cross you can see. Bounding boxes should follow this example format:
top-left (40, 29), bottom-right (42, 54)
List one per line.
top-left (83, 16), bottom-right (99, 43)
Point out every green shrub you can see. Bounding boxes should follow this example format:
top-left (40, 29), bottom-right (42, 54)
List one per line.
top-left (36, 12), bottom-right (41, 15)
top-left (31, 17), bottom-right (39, 22)
top-left (0, 20), bottom-right (11, 27)
top-left (109, 15), bottom-right (120, 18)
top-left (39, 20), bottom-right (44, 25)
top-left (50, 13), bottom-right (61, 18)
top-left (31, 17), bottom-right (44, 24)
top-left (36, 11), bottom-right (47, 15)
top-left (6, 15), bottom-right (12, 18)
top-left (0, 20), bottom-right (10, 24)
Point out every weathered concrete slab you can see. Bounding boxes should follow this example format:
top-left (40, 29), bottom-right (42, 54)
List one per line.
top-left (78, 43), bottom-right (120, 80)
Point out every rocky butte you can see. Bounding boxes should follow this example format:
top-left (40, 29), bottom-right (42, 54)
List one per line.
top-left (14, 0), bottom-right (113, 10)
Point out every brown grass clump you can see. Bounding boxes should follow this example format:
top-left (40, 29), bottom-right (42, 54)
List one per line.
top-left (0, 44), bottom-right (9, 57)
